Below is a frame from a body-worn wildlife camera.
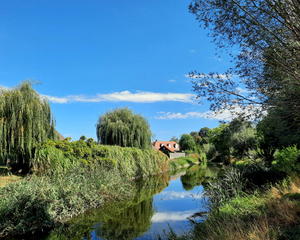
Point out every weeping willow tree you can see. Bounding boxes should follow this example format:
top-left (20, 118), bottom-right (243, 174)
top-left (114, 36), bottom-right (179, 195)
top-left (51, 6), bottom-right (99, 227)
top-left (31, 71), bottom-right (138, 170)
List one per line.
top-left (0, 80), bottom-right (58, 165)
top-left (96, 107), bottom-right (152, 149)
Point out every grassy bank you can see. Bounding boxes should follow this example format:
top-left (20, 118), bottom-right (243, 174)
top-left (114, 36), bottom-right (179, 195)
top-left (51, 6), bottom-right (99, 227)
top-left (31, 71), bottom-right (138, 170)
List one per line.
top-left (168, 153), bottom-right (205, 172)
top-left (0, 166), bottom-right (133, 237)
top-left (163, 163), bottom-right (300, 240)
top-left (0, 139), bottom-right (170, 237)
top-left (166, 177), bottom-right (300, 240)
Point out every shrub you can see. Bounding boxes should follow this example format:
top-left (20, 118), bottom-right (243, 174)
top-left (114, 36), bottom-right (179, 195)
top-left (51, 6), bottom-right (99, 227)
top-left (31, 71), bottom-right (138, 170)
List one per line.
top-left (32, 146), bottom-right (78, 175)
top-left (273, 145), bottom-right (300, 175)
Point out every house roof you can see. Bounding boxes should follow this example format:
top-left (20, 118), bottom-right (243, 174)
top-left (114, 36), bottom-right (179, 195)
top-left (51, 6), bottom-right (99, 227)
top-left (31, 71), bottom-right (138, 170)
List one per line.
top-left (159, 145), bottom-right (175, 153)
top-left (152, 140), bottom-right (180, 152)
top-left (56, 131), bottom-right (65, 140)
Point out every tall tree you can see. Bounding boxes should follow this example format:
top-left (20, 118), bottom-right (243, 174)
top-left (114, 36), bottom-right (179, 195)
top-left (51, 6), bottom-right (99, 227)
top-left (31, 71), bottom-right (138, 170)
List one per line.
top-left (0, 80), bottom-right (58, 164)
top-left (96, 107), bottom-right (152, 149)
top-left (170, 136), bottom-right (179, 143)
top-left (179, 134), bottom-right (196, 152)
top-left (188, 0), bottom-right (300, 122)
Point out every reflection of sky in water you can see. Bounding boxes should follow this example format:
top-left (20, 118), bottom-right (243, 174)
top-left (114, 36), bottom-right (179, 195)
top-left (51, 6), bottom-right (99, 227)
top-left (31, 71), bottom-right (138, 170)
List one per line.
top-left (88, 172), bottom-right (206, 240)
top-left (140, 176), bottom-right (206, 239)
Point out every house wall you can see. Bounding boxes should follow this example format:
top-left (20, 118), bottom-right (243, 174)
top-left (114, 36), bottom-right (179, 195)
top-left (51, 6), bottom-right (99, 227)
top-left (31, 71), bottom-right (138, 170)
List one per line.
top-left (169, 152), bottom-right (186, 159)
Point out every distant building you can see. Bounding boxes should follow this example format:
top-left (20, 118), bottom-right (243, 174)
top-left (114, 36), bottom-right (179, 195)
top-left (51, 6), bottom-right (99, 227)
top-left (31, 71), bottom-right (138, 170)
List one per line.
top-left (152, 140), bottom-right (180, 153)
top-left (152, 140), bottom-right (185, 159)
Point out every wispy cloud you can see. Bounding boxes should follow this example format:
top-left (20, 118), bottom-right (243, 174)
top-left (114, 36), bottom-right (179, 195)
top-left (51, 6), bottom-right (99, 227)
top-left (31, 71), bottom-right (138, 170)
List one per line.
top-left (190, 50), bottom-right (195, 52)
top-left (236, 87), bottom-right (249, 93)
top-left (185, 74), bottom-right (229, 80)
top-left (159, 191), bottom-right (203, 200)
top-left (208, 56), bottom-right (222, 61)
top-left (155, 105), bottom-right (262, 121)
top-left (43, 91), bottom-right (197, 104)
top-left (152, 210), bottom-right (196, 223)
top-left (155, 111), bottom-right (211, 120)
top-left (168, 79), bottom-right (176, 82)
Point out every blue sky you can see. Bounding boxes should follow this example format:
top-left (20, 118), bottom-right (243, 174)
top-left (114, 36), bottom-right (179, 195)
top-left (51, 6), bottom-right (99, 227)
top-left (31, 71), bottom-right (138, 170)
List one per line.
top-left (0, 0), bottom-right (236, 141)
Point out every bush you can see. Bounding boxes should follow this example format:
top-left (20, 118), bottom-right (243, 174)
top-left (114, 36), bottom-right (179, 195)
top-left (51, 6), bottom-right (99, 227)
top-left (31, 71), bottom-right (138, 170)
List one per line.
top-left (32, 146), bottom-right (78, 175)
top-left (273, 145), bottom-right (300, 175)
top-left (35, 139), bottom-right (169, 178)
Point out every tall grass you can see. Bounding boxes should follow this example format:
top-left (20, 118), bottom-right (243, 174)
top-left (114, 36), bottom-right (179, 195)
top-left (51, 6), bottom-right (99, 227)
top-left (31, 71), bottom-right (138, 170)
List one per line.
top-left (163, 169), bottom-right (300, 240)
top-left (0, 165), bottom-right (132, 237)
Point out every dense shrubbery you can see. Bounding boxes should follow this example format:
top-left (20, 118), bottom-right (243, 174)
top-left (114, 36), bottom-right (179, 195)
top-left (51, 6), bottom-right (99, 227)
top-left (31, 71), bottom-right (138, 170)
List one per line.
top-left (0, 137), bottom-right (169, 237)
top-left (273, 145), bottom-right (300, 175)
top-left (33, 138), bottom-right (169, 178)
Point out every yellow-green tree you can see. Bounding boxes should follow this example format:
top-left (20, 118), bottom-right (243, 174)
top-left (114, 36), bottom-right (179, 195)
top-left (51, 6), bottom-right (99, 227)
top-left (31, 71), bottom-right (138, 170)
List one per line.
top-left (0, 80), bottom-right (58, 164)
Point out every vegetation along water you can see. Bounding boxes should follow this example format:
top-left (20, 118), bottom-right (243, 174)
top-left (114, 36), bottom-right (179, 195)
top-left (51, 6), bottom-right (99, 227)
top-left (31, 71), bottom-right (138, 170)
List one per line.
top-left (3, 0), bottom-right (300, 237)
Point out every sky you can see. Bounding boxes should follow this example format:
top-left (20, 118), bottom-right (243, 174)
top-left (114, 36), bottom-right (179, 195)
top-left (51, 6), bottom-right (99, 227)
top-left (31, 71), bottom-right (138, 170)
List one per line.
top-left (0, 0), bottom-right (237, 141)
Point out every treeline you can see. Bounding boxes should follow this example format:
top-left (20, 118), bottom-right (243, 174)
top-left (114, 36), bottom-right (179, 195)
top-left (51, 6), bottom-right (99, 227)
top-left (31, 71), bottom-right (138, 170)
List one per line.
top-left (178, 114), bottom-right (300, 173)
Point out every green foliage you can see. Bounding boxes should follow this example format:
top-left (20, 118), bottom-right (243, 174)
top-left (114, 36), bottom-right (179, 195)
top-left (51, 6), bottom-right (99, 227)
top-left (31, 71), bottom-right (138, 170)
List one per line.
top-left (96, 107), bottom-right (152, 149)
top-left (106, 146), bottom-right (169, 178)
top-left (0, 80), bottom-right (58, 165)
top-left (32, 146), bottom-right (78, 175)
top-left (168, 160), bottom-right (181, 172)
top-left (79, 135), bottom-right (87, 141)
top-left (36, 139), bottom-right (169, 179)
top-left (273, 146), bottom-right (300, 175)
top-left (204, 167), bottom-right (246, 208)
top-left (181, 164), bottom-right (220, 191)
top-left (0, 166), bottom-right (132, 237)
top-left (40, 173), bottom-right (170, 240)
top-left (257, 109), bottom-right (300, 165)
top-left (202, 143), bottom-right (216, 161)
top-left (176, 156), bottom-right (197, 166)
top-left (170, 136), bottom-right (179, 143)
top-left (190, 131), bottom-right (198, 138)
top-left (179, 134), bottom-right (196, 152)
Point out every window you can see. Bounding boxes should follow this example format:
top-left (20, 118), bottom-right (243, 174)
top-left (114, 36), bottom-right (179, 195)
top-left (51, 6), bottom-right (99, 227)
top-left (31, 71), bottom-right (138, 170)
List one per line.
top-left (174, 144), bottom-right (178, 148)
top-left (160, 144), bottom-right (164, 147)
top-left (168, 144), bottom-right (171, 148)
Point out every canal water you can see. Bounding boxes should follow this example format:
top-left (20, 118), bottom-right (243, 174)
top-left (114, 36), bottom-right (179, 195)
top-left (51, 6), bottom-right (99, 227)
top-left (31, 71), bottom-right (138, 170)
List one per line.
top-left (9, 164), bottom-right (222, 240)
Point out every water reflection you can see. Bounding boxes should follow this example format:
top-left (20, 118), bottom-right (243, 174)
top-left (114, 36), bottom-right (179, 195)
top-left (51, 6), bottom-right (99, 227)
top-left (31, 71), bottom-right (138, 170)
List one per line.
top-left (180, 164), bottom-right (221, 191)
top-left (40, 164), bottom-right (222, 240)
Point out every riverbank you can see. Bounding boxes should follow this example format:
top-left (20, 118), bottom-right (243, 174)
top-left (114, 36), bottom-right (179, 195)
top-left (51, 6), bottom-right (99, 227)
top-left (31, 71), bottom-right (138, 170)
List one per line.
top-left (164, 164), bottom-right (300, 240)
top-left (0, 141), bottom-right (170, 238)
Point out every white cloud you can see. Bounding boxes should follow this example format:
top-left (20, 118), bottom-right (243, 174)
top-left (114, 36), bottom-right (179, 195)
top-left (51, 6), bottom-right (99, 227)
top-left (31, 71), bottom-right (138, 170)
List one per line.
top-left (209, 56), bottom-right (222, 61)
top-left (155, 105), bottom-right (262, 121)
top-left (168, 79), bottom-right (176, 82)
top-left (151, 210), bottom-right (196, 223)
top-left (190, 50), bottom-right (195, 52)
top-left (236, 87), bottom-right (249, 93)
top-left (155, 111), bottom-right (210, 120)
top-left (185, 74), bottom-right (229, 80)
top-left (159, 191), bottom-right (203, 200)
top-left (43, 91), bottom-right (197, 104)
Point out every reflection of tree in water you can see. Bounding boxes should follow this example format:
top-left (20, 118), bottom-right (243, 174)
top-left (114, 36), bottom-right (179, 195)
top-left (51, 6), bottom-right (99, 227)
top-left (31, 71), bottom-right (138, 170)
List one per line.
top-left (95, 197), bottom-right (154, 239)
top-left (44, 173), bottom-right (169, 240)
top-left (181, 165), bottom-right (221, 191)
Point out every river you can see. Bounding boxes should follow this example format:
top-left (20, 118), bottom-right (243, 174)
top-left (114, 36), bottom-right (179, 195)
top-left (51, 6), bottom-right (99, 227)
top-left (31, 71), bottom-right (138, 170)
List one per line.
top-left (8, 164), bottom-right (222, 240)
